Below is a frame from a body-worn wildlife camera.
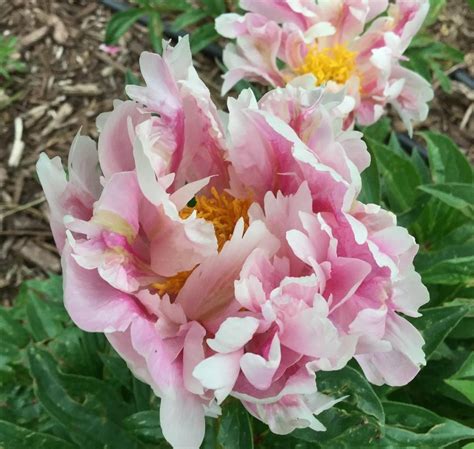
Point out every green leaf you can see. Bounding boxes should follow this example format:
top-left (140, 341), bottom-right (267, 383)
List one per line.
top-left (0, 420), bottom-right (77, 449)
top-left (359, 142), bottom-right (380, 205)
top-left (445, 352), bottom-right (474, 403)
top-left (148, 11), bottom-right (163, 53)
top-left (431, 60), bottom-right (452, 92)
top-left (416, 244), bottom-right (474, 285)
top-left (105, 8), bottom-right (146, 44)
top-left (412, 306), bottom-right (469, 358)
top-left (418, 183), bottom-right (474, 219)
top-left (367, 137), bottom-right (421, 213)
top-left (0, 308), bottom-right (30, 348)
top-left (217, 401), bottom-right (254, 449)
top-left (190, 22), bottom-right (219, 54)
top-left (317, 366), bottom-right (384, 423)
top-left (293, 408), bottom-right (382, 447)
top-left (18, 279), bottom-right (69, 342)
top-left (201, 0), bottom-right (227, 15)
top-left (426, 0), bottom-right (446, 25)
top-left (123, 411), bottom-right (164, 444)
top-left (361, 118), bottom-right (391, 143)
top-left (125, 69), bottom-right (141, 86)
top-left (27, 347), bottom-right (139, 449)
top-left (376, 401), bottom-right (474, 447)
top-left (420, 131), bottom-right (473, 184)
top-left (172, 9), bottom-right (207, 30)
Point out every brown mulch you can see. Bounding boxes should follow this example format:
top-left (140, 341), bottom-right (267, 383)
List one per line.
top-left (421, 0), bottom-right (474, 158)
top-left (0, 0), bottom-right (473, 303)
top-left (0, 0), bottom-right (220, 304)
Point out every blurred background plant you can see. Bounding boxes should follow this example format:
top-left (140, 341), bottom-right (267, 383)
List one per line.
top-left (0, 35), bottom-right (26, 110)
top-left (403, 0), bottom-right (465, 93)
top-left (0, 35), bottom-right (25, 81)
top-left (104, 0), bottom-right (237, 54)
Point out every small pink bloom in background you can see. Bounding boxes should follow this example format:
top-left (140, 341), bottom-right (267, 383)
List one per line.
top-left (37, 36), bottom-right (428, 449)
top-left (216, 0), bottom-right (434, 133)
top-left (99, 43), bottom-right (121, 55)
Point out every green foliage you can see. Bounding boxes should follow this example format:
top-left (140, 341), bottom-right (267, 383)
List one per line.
top-left (404, 1), bottom-right (464, 92)
top-left (105, 0), bottom-right (237, 54)
top-left (0, 36), bottom-right (26, 81)
top-left (0, 276), bottom-right (164, 449)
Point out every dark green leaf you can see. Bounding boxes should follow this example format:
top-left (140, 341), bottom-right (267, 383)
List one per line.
top-left (418, 183), bottom-right (474, 219)
top-left (376, 401), bottom-right (474, 447)
top-left (190, 23), bottom-right (219, 54)
top-left (27, 346), bottom-right (139, 449)
top-left (0, 420), bottom-right (77, 449)
top-left (105, 8), bottom-right (146, 44)
top-left (293, 408), bottom-right (382, 447)
top-left (361, 118), bottom-right (391, 143)
top-left (412, 306), bottom-right (469, 358)
top-left (217, 401), bottom-right (254, 449)
top-left (359, 142), bottom-right (380, 204)
top-left (416, 244), bottom-right (474, 285)
top-left (123, 411), bottom-right (164, 444)
top-left (0, 308), bottom-right (30, 348)
top-left (317, 366), bottom-right (384, 423)
top-left (201, 0), bottom-right (227, 15)
top-left (367, 137), bottom-right (421, 213)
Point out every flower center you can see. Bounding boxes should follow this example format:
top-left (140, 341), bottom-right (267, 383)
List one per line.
top-left (152, 188), bottom-right (251, 297)
top-left (294, 44), bottom-right (357, 86)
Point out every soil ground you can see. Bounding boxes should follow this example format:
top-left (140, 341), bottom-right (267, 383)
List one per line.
top-left (0, 0), bottom-right (473, 303)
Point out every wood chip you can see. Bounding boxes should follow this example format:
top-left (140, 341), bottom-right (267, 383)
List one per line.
top-left (8, 117), bottom-right (25, 167)
top-left (20, 26), bottom-right (49, 49)
top-left (18, 240), bottom-right (60, 273)
top-left (60, 83), bottom-right (102, 96)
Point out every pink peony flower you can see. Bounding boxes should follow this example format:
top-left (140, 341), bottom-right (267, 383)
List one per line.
top-left (216, 0), bottom-right (434, 133)
top-left (37, 36), bottom-right (428, 449)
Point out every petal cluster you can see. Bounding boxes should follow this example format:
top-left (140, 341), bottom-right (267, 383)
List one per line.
top-left (216, 0), bottom-right (434, 132)
top-left (37, 36), bottom-right (428, 449)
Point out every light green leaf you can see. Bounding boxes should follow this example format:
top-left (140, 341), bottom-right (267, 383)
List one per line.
top-left (148, 11), bottom-right (163, 54)
top-left (217, 401), bottom-right (254, 449)
top-left (172, 9), bottom-right (207, 30)
top-left (105, 8), bottom-right (146, 44)
top-left (445, 352), bottom-right (474, 403)
top-left (0, 420), bottom-right (77, 449)
top-left (420, 131), bottom-right (473, 184)
top-left (418, 183), bottom-right (474, 219)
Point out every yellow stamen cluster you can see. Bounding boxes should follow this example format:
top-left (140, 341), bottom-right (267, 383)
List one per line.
top-left (295, 44), bottom-right (357, 86)
top-left (179, 187), bottom-right (251, 251)
top-left (153, 270), bottom-right (192, 297)
top-left (152, 188), bottom-right (251, 297)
